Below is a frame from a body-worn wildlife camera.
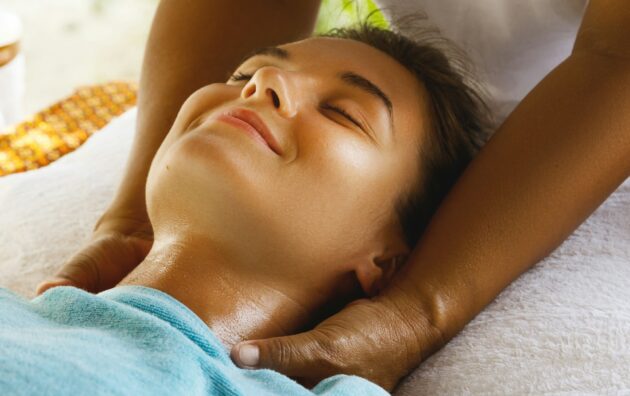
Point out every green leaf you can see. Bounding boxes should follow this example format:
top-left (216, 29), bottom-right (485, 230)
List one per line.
top-left (315, 0), bottom-right (389, 34)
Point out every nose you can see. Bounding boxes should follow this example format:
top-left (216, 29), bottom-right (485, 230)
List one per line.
top-left (240, 66), bottom-right (297, 118)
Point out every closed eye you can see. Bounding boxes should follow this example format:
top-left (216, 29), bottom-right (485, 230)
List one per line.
top-left (228, 71), bottom-right (253, 82)
top-left (320, 103), bottom-right (364, 130)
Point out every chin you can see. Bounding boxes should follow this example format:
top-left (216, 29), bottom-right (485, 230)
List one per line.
top-left (148, 137), bottom-right (278, 240)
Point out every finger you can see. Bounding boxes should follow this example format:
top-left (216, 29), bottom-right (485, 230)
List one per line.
top-left (50, 256), bottom-right (100, 292)
top-left (35, 278), bottom-right (75, 295)
top-left (230, 331), bottom-right (342, 379)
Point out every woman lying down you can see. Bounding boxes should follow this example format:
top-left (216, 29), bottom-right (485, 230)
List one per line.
top-left (0, 22), bottom-right (489, 395)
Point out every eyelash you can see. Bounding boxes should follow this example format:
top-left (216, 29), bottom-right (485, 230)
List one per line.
top-left (319, 103), bottom-right (363, 129)
top-left (228, 71), bottom-right (364, 130)
top-left (229, 71), bottom-right (253, 82)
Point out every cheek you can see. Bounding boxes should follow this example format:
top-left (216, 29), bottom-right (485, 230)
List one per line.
top-left (324, 142), bottom-right (383, 200)
top-left (281, 126), bottom-right (396, 242)
top-left (149, 83), bottom-right (241, 178)
top-left (170, 83), bottom-right (239, 137)
top-left (310, 130), bottom-right (393, 199)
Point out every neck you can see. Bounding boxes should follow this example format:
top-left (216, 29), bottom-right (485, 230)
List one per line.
top-left (118, 235), bottom-right (311, 349)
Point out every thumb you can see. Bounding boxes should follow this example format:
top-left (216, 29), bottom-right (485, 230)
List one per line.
top-left (35, 254), bottom-right (100, 295)
top-left (35, 278), bottom-right (76, 295)
top-left (230, 330), bottom-right (342, 380)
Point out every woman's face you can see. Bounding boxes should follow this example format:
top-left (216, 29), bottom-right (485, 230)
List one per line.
top-left (146, 37), bottom-right (429, 299)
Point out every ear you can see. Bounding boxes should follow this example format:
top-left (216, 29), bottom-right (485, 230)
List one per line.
top-left (354, 253), bottom-right (408, 297)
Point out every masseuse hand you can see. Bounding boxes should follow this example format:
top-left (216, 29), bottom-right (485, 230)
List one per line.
top-left (35, 207), bottom-right (153, 294)
top-left (231, 289), bottom-right (443, 391)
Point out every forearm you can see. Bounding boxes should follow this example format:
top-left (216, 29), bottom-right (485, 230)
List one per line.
top-left (387, 51), bottom-right (630, 360)
top-left (108, 0), bottom-right (320, 214)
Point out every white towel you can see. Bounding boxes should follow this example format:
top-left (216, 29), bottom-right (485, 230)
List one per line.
top-left (0, 108), bottom-right (628, 394)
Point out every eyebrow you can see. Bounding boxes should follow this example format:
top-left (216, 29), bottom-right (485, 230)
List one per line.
top-left (337, 71), bottom-right (393, 128)
top-left (242, 46), bottom-right (290, 62)
top-left (243, 46), bottom-right (394, 130)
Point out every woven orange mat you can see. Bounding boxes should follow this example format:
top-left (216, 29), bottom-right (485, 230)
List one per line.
top-left (0, 81), bottom-right (137, 176)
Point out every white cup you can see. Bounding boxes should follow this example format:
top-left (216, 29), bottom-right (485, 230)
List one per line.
top-left (0, 10), bottom-right (25, 130)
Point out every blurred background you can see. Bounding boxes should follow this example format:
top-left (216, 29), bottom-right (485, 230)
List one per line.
top-left (0, 0), bottom-right (385, 121)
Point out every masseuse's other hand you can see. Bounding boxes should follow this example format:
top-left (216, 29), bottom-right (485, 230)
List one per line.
top-left (230, 291), bottom-right (444, 391)
top-left (35, 209), bottom-right (153, 295)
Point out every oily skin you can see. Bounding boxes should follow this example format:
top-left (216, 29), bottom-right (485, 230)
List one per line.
top-left (119, 37), bottom-right (430, 349)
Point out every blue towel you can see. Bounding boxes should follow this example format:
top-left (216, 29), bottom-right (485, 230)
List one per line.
top-left (0, 285), bottom-right (389, 396)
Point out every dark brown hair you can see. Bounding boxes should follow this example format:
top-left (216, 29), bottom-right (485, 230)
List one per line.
top-left (319, 15), bottom-right (492, 249)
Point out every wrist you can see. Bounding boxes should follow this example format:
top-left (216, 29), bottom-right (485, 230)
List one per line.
top-left (378, 283), bottom-right (447, 369)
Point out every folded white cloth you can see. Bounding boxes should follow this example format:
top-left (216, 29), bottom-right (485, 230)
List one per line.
top-left (0, 108), bottom-right (628, 394)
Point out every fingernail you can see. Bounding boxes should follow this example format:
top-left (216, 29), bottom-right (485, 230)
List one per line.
top-left (238, 343), bottom-right (259, 367)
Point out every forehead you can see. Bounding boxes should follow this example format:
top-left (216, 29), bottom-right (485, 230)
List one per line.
top-left (248, 37), bottom-right (429, 143)
top-left (282, 37), bottom-right (417, 92)
top-left (287, 37), bottom-right (423, 100)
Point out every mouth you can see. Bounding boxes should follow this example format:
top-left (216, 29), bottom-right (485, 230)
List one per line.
top-left (218, 108), bottom-right (283, 156)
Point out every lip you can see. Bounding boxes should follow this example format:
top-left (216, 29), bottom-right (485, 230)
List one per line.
top-left (217, 108), bottom-right (283, 156)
